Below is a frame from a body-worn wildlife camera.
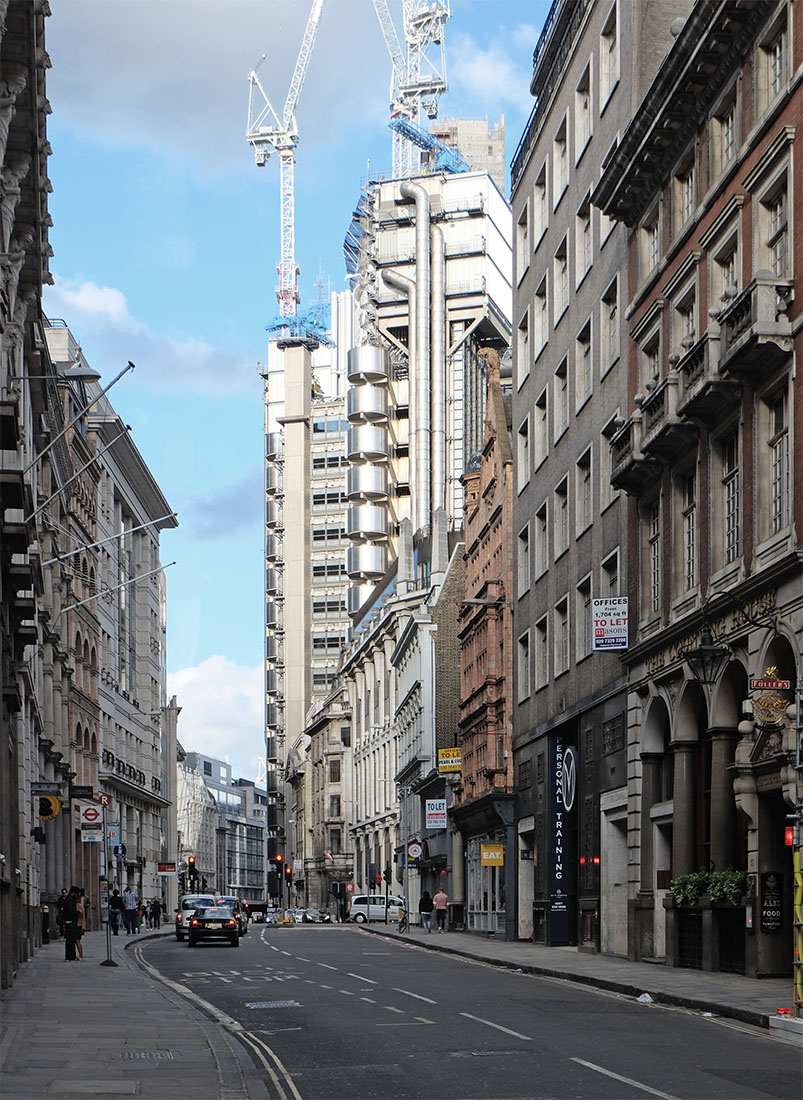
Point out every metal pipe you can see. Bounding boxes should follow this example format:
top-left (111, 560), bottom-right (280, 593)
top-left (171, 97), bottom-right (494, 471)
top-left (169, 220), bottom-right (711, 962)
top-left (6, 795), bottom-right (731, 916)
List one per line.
top-left (399, 180), bottom-right (430, 533)
top-left (381, 268), bottom-right (416, 522)
top-left (430, 225), bottom-right (445, 515)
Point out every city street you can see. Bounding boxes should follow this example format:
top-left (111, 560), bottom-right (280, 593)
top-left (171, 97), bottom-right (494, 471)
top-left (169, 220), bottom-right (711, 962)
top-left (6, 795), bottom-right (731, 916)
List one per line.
top-left (140, 925), bottom-right (802, 1100)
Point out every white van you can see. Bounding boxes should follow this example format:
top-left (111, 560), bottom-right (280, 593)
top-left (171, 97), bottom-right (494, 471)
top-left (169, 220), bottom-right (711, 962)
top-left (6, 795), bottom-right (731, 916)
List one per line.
top-left (348, 894), bottom-right (404, 923)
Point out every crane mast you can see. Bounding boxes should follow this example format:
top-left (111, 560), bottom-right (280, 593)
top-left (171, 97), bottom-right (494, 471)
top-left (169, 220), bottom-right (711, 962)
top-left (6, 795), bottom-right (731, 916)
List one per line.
top-left (246, 0), bottom-right (326, 318)
top-left (372, 0), bottom-right (450, 178)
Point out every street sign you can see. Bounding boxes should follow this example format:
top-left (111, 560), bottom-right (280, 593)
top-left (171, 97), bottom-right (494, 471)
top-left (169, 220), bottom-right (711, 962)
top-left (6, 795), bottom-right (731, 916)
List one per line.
top-left (437, 747), bottom-right (462, 773)
top-left (106, 825), bottom-right (120, 846)
top-left (113, 844), bottom-right (127, 861)
top-left (32, 782), bottom-right (62, 795)
top-left (750, 678), bottom-right (791, 690)
top-left (592, 597), bottom-right (628, 651)
top-left (407, 842), bottom-right (423, 860)
top-left (80, 805), bottom-right (102, 827)
top-left (481, 843), bottom-right (504, 866)
top-left (98, 793), bottom-right (112, 809)
top-left (425, 799), bottom-right (447, 830)
top-left (81, 829), bottom-right (101, 843)
top-left (38, 795), bottom-right (60, 820)
top-left (70, 785), bottom-right (94, 800)
top-left (157, 862), bottom-right (177, 874)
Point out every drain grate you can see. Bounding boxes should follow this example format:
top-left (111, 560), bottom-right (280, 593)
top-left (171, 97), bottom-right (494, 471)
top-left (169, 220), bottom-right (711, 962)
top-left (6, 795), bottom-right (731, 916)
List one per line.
top-left (120, 1050), bottom-right (174, 1060)
top-left (245, 1000), bottom-right (301, 1009)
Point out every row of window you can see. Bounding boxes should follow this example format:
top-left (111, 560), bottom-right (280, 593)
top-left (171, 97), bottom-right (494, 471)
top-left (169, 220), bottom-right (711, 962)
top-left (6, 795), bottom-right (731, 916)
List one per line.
top-left (517, 550), bottom-right (619, 699)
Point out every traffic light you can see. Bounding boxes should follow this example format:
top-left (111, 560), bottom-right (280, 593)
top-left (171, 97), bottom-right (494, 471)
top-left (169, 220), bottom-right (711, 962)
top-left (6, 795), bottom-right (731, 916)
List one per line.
top-left (383, 865), bottom-right (391, 883)
top-left (188, 855), bottom-right (197, 883)
top-left (284, 864), bottom-right (293, 887)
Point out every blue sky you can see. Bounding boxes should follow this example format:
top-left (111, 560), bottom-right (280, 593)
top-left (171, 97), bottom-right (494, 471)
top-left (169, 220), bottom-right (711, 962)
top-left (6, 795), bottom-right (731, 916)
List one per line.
top-left (42, 0), bottom-right (548, 778)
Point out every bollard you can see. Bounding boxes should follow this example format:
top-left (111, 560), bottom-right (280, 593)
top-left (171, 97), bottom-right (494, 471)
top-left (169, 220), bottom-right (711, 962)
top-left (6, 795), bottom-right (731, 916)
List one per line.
top-left (41, 904), bottom-right (50, 944)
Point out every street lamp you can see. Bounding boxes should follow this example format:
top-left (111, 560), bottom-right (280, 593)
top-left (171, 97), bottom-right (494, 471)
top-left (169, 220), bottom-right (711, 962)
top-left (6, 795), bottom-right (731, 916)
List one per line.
top-left (684, 624), bottom-right (731, 685)
top-left (13, 362), bottom-right (102, 383)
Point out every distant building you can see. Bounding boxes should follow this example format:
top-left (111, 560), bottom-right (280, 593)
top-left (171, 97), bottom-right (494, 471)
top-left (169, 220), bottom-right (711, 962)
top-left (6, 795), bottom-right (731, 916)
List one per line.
top-left (423, 117), bottom-right (506, 192)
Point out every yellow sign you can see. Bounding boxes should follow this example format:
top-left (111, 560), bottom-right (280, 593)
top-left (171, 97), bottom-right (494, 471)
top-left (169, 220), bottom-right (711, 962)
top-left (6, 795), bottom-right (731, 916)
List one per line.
top-left (438, 747), bottom-right (462, 773)
top-left (38, 795), bottom-right (60, 821)
top-left (481, 844), bottom-right (504, 866)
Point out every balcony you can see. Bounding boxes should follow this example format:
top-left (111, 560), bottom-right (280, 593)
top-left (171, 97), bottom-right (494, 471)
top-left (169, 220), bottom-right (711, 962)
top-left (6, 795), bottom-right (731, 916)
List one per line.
top-left (677, 333), bottom-right (740, 425)
top-left (718, 272), bottom-right (793, 381)
top-left (266, 735), bottom-right (280, 764)
top-left (265, 498), bottom-right (283, 530)
top-left (346, 504), bottom-right (389, 541)
top-left (265, 600), bottom-right (283, 631)
top-left (346, 383), bottom-right (389, 424)
top-left (639, 372), bottom-right (697, 463)
top-left (347, 424), bottom-right (389, 463)
top-left (265, 532), bottom-right (283, 562)
top-left (265, 466), bottom-right (282, 496)
top-left (610, 414), bottom-right (661, 496)
top-left (346, 464), bottom-right (389, 502)
top-left (265, 431), bottom-right (283, 463)
top-left (346, 542), bottom-right (388, 581)
top-left (265, 566), bottom-right (282, 597)
top-left (347, 345), bottom-right (390, 384)
top-left (265, 633), bottom-right (283, 663)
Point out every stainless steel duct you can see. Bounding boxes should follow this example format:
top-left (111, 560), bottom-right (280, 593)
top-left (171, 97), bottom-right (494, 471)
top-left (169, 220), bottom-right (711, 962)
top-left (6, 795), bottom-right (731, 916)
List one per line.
top-left (399, 180), bottom-right (431, 533)
top-left (430, 225), bottom-right (446, 515)
top-left (381, 266), bottom-right (416, 520)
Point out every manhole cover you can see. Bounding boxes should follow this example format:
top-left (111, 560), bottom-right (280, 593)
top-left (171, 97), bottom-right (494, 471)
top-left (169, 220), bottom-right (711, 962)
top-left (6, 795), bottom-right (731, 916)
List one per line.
top-left (120, 1051), bottom-right (174, 1060)
top-left (245, 1000), bottom-right (301, 1009)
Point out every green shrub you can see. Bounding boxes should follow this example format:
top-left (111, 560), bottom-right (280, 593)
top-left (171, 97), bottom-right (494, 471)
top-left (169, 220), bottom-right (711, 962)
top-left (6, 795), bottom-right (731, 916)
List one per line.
top-left (669, 867), bottom-right (747, 906)
top-left (669, 869), bottom-right (710, 906)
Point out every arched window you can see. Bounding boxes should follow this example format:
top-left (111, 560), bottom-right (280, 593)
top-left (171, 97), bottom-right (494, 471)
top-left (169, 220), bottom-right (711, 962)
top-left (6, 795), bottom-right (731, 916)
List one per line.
top-left (75, 631), bottom-right (82, 658)
top-left (74, 722), bottom-right (82, 747)
top-left (83, 728), bottom-right (90, 751)
top-left (90, 646), bottom-right (97, 670)
top-left (89, 567), bottom-right (96, 592)
top-left (91, 733), bottom-right (98, 755)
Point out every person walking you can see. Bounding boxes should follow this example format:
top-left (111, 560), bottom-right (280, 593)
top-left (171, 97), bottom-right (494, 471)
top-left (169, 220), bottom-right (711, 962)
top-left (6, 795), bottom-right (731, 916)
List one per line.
top-left (55, 887), bottom-right (68, 938)
top-left (61, 886), bottom-right (81, 961)
top-left (122, 886), bottom-right (139, 934)
top-left (433, 885), bottom-right (449, 933)
top-left (75, 890), bottom-right (86, 959)
top-left (150, 897), bottom-right (162, 929)
top-left (418, 890), bottom-right (434, 933)
top-left (109, 889), bottom-right (124, 935)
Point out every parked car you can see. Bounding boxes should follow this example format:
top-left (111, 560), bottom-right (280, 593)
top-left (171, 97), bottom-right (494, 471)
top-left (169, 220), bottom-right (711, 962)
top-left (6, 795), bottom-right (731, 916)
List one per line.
top-left (216, 895), bottom-right (247, 936)
top-left (291, 907), bottom-right (306, 924)
top-left (175, 893), bottom-right (217, 941)
top-left (348, 895), bottom-right (404, 923)
top-left (263, 908), bottom-right (278, 924)
top-left (187, 905), bottom-right (239, 948)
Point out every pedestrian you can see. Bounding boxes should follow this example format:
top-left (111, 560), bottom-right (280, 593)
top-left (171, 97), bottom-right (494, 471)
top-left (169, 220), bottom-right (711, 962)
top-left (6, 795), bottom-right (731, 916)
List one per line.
top-left (142, 900), bottom-right (151, 930)
top-left (122, 885), bottom-right (139, 934)
top-left (75, 889), bottom-right (86, 959)
top-left (109, 888), bottom-right (124, 935)
top-left (433, 884), bottom-right (448, 933)
top-left (150, 897), bottom-right (162, 929)
top-left (55, 887), bottom-right (68, 938)
top-left (418, 890), bottom-right (434, 933)
top-left (61, 885), bottom-right (81, 961)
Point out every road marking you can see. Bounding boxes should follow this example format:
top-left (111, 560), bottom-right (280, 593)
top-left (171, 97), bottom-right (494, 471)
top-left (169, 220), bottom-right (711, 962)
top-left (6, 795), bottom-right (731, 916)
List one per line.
top-left (320, 984), bottom-right (333, 989)
top-left (304, 979), bottom-right (316, 985)
top-left (460, 1013), bottom-right (532, 1041)
top-left (296, 957), bottom-right (311, 962)
top-left (242, 976), bottom-right (255, 982)
top-left (347, 973), bottom-right (378, 983)
top-left (217, 977), bottom-right (233, 984)
top-left (383, 1006), bottom-right (404, 1014)
top-left (339, 989), bottom-right (354, 996)
top-left (281, 950), bottom-right (292, 957)
top-left (360, 996), bottom-right (376, 1004)
top-left (362, 951), bottom-right (392, 955)
top-left (393, 988), bottom-right (436, 1004)
top-left (230, 970), bottom-right (241, 975)
top-left (571, 1059), bottom-right (679, 1100)
top-left (414, 1017), bottom-right (435, 1024)
top-left (318, 962), bottom-right (338, 970)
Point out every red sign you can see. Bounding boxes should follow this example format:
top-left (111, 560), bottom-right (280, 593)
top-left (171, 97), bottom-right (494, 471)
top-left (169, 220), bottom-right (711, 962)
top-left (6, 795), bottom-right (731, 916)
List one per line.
top-left (750, 679), bottom-right (790, 690)
top-left (80, 805), bottom-right (102, 826)
top-left (98, 793), bottom-right (112, 808)
top-left (345, 883), bottom-right (355, 893)
top-left (157, 862), bottom-right (177, 874)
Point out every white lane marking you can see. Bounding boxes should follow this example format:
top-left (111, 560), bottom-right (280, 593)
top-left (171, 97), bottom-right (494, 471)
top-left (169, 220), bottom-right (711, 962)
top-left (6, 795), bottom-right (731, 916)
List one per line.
top-left (230, 970), bottom-right (241, 975)
top-left (217, 977), bottom-right (233, 984)
top-left (360, 996), bottom-right (376, 1004)
top-left (383, 1006), bottom-right (404, 1014)
top-left (320, 984), bottom-right (333, 989)
top-left (571, 1058), bottom-right (679, 1100)
top-left (318, 962), bottom-right (338, 970)
top-left (393, 987), bottom-right (436, 1004)
top-left (296, 957), bottom-right (311, 962)
top-left (377, 1020), bottom-right (432, 1026)
top-left (347, 972), bottom-right (378, 983)
top-left (281, 950), bottom-right (292, 957)
top-left (243, 976), bottom-right (255, 982)
top-left (339, 989), bottom-right (354, 996)
top-left (362, 951), bottom-right (392, 955)
top-left (304, 979), bottom-right (316, 985)
top-left (415, 1017), bottom-right (435, 1024)
top-left (460, 1012), bottom-right (532, 1041)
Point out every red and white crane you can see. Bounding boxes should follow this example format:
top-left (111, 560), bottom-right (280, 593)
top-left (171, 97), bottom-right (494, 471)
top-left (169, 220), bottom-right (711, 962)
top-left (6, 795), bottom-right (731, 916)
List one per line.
top-left (246, 0), bottom-right (326, 318)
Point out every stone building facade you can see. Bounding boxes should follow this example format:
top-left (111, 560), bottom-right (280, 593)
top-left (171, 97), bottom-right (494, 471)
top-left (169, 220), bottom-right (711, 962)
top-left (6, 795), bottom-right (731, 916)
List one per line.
top-left (595, 0), bottom-right (802, 976)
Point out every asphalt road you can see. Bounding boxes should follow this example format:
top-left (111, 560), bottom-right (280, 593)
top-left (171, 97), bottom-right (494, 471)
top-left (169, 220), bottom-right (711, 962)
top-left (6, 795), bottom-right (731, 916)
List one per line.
top-left (139, 924), bottom-right (802, 1100)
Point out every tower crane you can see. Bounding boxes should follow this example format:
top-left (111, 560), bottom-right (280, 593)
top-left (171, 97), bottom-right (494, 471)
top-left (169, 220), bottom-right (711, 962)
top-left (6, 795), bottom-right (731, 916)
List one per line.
top-left (372, 0), bottom-right (450, 178)
top-left (246, 0), bottom-right (326, 319)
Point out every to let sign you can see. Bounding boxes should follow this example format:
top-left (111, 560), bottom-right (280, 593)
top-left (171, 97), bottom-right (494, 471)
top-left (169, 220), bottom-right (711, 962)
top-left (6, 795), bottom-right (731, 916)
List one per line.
top-left (592, 597), bottom-right (628, 651)
top-left (425, 799), bottom-right (447, 830)
top-left (437, 747), bottom-right (462, 773)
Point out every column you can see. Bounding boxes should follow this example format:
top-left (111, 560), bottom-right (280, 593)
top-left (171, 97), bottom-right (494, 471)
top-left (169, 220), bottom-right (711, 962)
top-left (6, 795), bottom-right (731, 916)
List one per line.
top-left (708, 727), bottom-right (737, 870)
top-left (671, 741), bottom-right (697, 877)
top-left (639, 753), bottom-right (663, 891)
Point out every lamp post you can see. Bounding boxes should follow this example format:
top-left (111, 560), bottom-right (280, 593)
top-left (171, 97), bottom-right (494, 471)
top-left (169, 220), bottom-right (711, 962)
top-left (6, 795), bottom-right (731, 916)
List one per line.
top-left (683, 624), bottom-right (731, 686)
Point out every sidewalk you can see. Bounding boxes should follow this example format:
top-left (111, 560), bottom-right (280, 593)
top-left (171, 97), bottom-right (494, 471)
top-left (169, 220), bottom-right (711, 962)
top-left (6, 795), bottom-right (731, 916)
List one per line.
top-left (361, 921), bottom-right (802, 1035)
top-left (0, 927), bottom-right (271, 1100)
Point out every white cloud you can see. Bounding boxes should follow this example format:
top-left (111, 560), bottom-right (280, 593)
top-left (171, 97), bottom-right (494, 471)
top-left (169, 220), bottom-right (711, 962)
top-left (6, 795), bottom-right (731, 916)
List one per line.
top-left (449, 30), bottom-right (534, 118)
top-left (43, 276), bottom-right (256, 394)
top-left (168, 657), bottom-right (264, 783)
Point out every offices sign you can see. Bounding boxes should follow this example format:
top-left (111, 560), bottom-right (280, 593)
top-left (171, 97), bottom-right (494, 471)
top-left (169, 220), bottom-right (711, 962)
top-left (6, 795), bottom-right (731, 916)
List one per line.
top-left (592, 597), bottom-right (628, 651)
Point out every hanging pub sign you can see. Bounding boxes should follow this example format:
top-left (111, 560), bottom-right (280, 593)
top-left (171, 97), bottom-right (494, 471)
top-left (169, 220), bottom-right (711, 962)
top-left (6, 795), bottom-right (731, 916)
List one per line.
top-left (592, 597), bottom-right (628, 651)
top-left (547, 736), bottom-right (578, 945)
